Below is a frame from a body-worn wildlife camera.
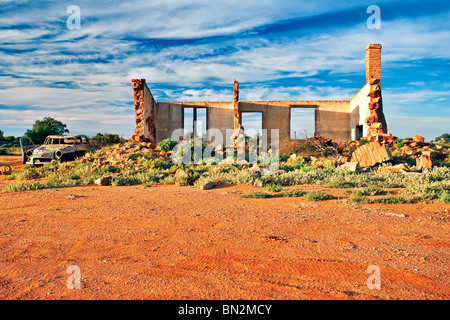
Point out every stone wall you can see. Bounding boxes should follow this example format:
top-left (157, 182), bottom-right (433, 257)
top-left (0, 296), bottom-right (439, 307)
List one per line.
top-left (131, 44), bottom-right (387, 145)
top-left (130, 79), bottom-right (156, 145)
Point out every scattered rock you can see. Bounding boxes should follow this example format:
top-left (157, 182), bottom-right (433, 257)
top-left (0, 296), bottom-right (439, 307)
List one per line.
top-left (95, 176), bottom-right (112, 186)
top-left (255, 179), bottom-right (266, 187)
top-left (378, 163), bottom-right (410, 173)
top-left (339, 161), bottom-right (359, 172)
top-left (383, 212), bottom-right (409, 218)
top-left (174, 169), bottom-right (189, 179)
top-left (0, 165), bottom-right (12, 175)
top-left (199, 181), bottom-right (215, 190)
top-left (350, 141), bottom-right (393, 167)
top-left (416, 153), bottom-right (433, 170)
top-left (413, 135), bottom-right (425, 142)
top-left (249, 164), bottom-right (261, 173)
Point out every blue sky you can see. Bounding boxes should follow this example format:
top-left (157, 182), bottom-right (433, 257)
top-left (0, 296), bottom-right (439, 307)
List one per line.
top-left (0, 0), bottom-right (449, 140)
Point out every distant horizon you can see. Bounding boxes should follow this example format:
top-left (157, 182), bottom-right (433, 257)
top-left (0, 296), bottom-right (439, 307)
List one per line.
top-left (1, 0), bottom-right (449, 141)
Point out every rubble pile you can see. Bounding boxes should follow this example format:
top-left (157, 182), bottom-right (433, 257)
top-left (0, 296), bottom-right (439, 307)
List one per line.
top-left (79, 141), bottom-right (170, 172)
top-left (337, 133), bottom-right (449, 171)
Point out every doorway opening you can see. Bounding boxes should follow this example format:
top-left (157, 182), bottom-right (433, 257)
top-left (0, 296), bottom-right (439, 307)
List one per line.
top-left (290, 107), bottom-right (315, 139)
top-left (183, 107), bottom-right (207, 138)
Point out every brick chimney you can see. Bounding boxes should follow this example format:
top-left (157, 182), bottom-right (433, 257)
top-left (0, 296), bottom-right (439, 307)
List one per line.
top-left (366, 44), bottom-right (382, 84)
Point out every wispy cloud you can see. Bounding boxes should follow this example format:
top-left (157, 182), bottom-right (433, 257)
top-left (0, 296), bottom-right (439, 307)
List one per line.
top-left (0, 0), bottom-right (449, 140)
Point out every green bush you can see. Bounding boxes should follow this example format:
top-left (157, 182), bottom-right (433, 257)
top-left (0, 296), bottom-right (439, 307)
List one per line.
top-left (143, 158), bottom-right (165, 169)
top-left (2, 181), bottom-right (45, 193)
top-left (112, 176), bottom-right (140, 186)
top-left (161, 175), bottom-right (176, 185)
top-left (325, 180), bottom-right (358, 188)
top-left (439, 191), bottom-right (450, 203)
top-left (157, 138), bottom-right (178, 152)
top-left (90, 133), bottom-right (125, 148)
top-left (264, 183), bottom-right (283, 192)
top-left (304, 192), bottom-right (336, 201)
top-left (241, 191), bottom-right (270, 199)
top-left (351, 187), bottom-right (385, 196)
top-left (46, 178), bottom-right (81, 188)
top-left (359, 139), bottom-right (369, 146)
top-left (349, 194), bottom-right (411, 204)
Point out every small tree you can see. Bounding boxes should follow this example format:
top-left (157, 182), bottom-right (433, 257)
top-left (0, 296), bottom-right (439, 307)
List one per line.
top-left (435, 133), bottom-right (450, 143)
top-left (0, 129), bottom-right (3, 140)
top-left (90, 133), bottom-right (125, 148)
top-left (25, 117), bottom-right (69, 144)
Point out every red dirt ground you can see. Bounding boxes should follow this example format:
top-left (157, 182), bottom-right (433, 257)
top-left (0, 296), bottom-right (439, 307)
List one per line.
top-left (0, 155), bottom-right (449, 300)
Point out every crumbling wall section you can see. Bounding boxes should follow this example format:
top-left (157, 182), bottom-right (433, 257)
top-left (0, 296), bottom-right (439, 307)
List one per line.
top-left (364, 44), bottom-right (387, 136)
top-left (131, 78), bottom-right (156, 145)
top-left (365, 79), bottom-right (387, 135)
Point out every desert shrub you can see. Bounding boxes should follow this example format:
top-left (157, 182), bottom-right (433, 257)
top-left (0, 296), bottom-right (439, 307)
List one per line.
top-left (325, 180), bottom-right (358, 188)
top-left (143, 158), bottom-right (165, 169)
top-left (46, 177), bottom-right (81, 188)
top-left (428, 167), bottom-right (450, 182)
top-left (279, 137), bottom-right (333, 157)
top-left (281, 189), bottom-right (305, 197)
top-left (371, 195), bottom-right (412, 204)
top-left (136, 171), bottom-right (160, 185)
top-left (100, 165), bottom-right (121, 174)
top-left (161, 175), bottom-right (176, 185)
top-left (68, 174), bottom-right (81, 181)
top-left (359, 139), bottom-right (369, 146)
top-left (272, 169), bottom-right (321, 186)
top-left (403, 180), bottom-right (448, 201)
top-left (264, 183), bottom-right (283, 192)
top-left (127, 153), bottom-right (141, 161)
top-left (8, 167), bottom-right (41, 181)
top-left (112, 175), bottom-right (140, 186)
top-left (349, 194), bottom-right (411, 204)
top-left (304, 192), bottom-right (336, 201)
top-left (439, 191), bottom-right (450, 203)
top-left (241, 191), bottom-right (269, 199)
top-left (142, 181), bottom-right (157, 187)
top-left (157, 138), bottom-right (178, 152)
top-left (2, 181), bottom-right (45, 193)
top-left (206, 167), bottom-right (259, 185)
top-left (288, 156), bottom-right (312, 171)
top-left (351, 187), bottom-right (385, 196)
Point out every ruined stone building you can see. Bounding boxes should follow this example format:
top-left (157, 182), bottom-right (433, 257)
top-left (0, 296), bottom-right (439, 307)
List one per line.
top-left (130, 44), bottom-right (387, 145)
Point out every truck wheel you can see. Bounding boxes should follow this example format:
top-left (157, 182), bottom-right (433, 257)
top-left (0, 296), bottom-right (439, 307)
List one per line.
top-left (22, 150), bottom-right (27, 164)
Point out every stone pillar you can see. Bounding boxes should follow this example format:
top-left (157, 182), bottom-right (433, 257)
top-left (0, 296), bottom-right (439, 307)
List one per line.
top-left (364, 44), bottom-right (387, 136)
top-left (130, 78), bottom-right (156, 146)
top-left (366, 44), bottom-right (382, 84)
top-left (233, 80), bottom-right (241, 130)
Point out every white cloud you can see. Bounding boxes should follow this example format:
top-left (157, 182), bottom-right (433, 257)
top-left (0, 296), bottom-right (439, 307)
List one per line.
top-left (0, 0), bottom-right (449, 139)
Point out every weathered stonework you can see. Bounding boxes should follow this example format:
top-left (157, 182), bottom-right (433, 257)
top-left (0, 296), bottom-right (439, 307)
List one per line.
top-left (366, 44), bottom-right (381, 84)
top-left (130, 78), bottom-right (156, 145)
top-left (131, 44), bottom-right (389, 144)
top-left (365, 78), bottom-right (387, 135)
top-left (233, 80), bottom-right (241, 130)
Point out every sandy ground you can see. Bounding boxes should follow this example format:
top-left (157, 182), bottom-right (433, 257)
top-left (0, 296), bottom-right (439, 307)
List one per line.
top-left (0, 155), bottom-right (449, 300)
